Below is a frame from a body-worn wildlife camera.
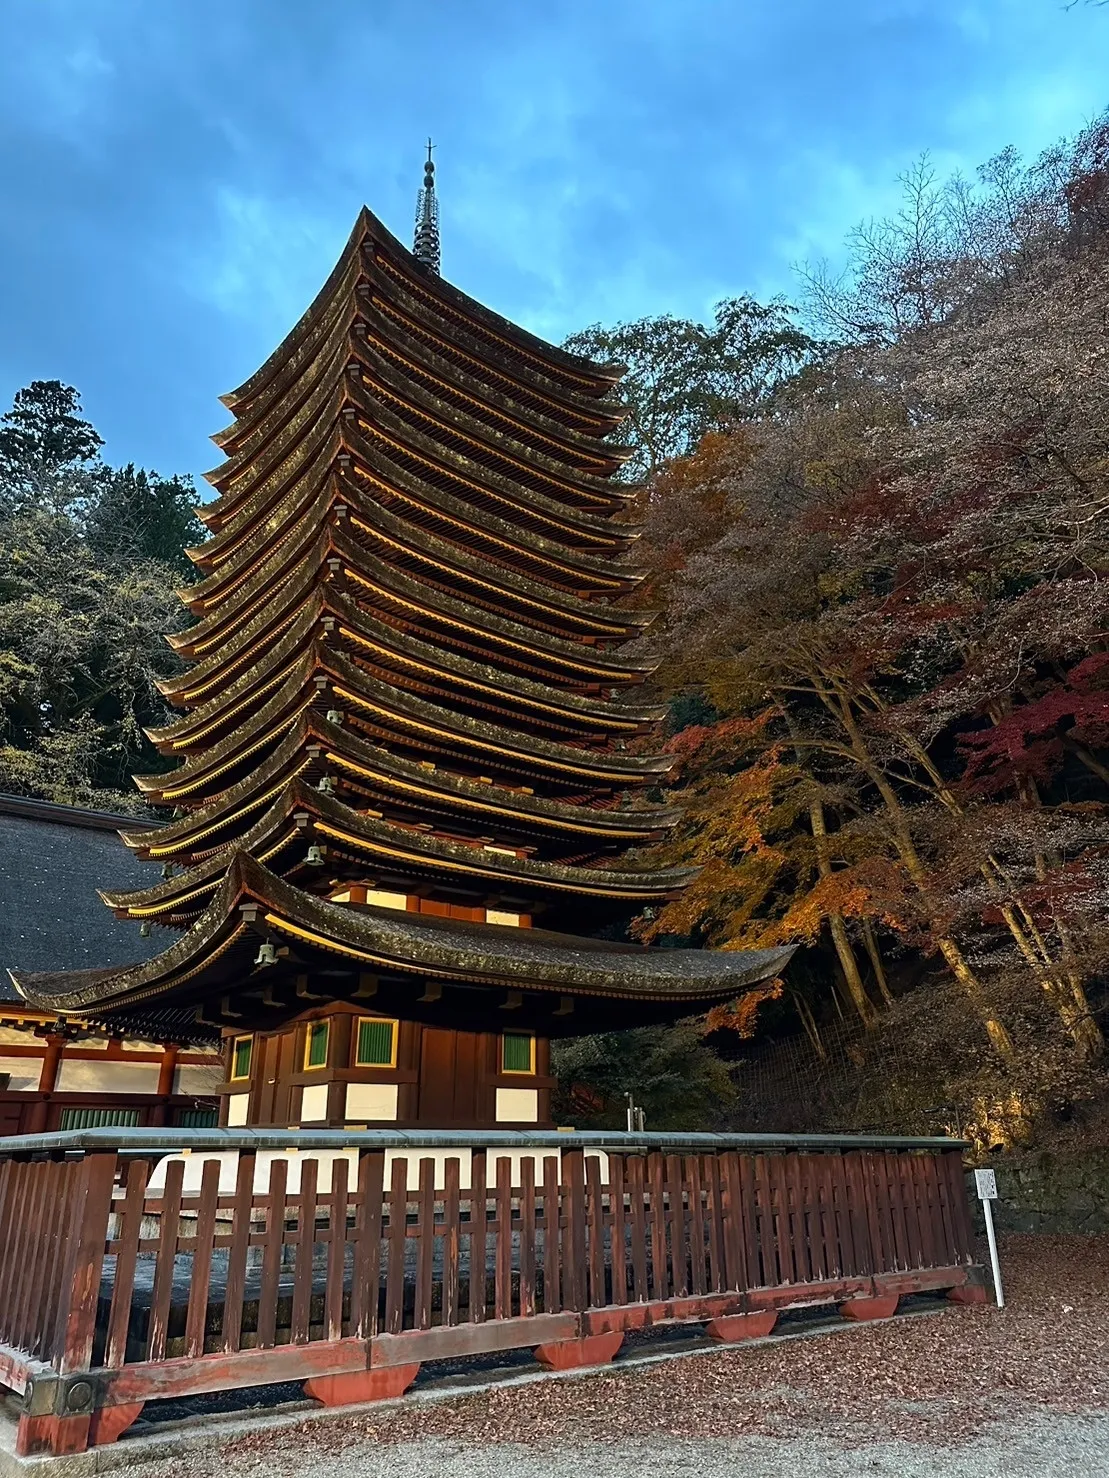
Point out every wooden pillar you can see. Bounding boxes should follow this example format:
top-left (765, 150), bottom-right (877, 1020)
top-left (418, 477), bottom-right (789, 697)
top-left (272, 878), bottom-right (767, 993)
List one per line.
top-left (150, 1043), bottom-right (179, 1127)
top-left (27, 1036), bottom-right (64, 1134)
top-left (56, 1151), bottom-right (119, 1372)
top-left (15, 1152), bottom-right (118, 1457)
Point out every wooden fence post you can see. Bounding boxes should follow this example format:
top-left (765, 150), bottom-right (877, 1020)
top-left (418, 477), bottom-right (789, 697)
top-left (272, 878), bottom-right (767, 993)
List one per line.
top-left (55, 1152), bottom-right (118, 1374)
top-left (17, 1152), bottom-right (119, 1458)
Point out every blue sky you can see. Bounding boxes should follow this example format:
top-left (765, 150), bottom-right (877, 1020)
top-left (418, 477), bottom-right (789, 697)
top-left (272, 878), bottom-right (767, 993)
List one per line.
top-left (1, 0), bottom-right (1106, 485)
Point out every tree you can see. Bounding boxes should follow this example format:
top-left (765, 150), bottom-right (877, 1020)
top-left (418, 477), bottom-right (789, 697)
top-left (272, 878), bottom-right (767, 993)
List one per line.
top-left (551, 1023), bottom-right (740, 1131)
top-left (0, 382), bottom-right (191, 808)
top-left (87, 464), bottom-right (205, 577)
top-left (564, 297), bottom-right (813, 485)
top-left (0, 380), bottom-right (103, 518)
top-left (614, 117), bottom-right (1109, 1143)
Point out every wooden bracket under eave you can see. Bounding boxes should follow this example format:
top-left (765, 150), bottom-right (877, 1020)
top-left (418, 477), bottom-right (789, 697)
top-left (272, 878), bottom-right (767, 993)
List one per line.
top-left (354, 973), bottom-right (379, 999)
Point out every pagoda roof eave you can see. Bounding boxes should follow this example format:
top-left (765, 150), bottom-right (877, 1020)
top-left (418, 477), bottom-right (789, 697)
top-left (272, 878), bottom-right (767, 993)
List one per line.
top-left (159, 532), bottom-right (655, 709)
top-left (342, 387), bottom-right (625, 524)
top-left (179, 475), bottom-right (651, 656)
top-left (207, 356), bottom-right (638, 558)
top-left (295, 785), bottom-right (694, 899)
top-left (12, 853), bottom-right (792, 1028)
top-left (123, 712), bottom-right (679, 865)
top-left (359, 267), bottom-right (627, 436)
top-left (344, 345), bottom-right (627, 506)
top-left (362, 219), bottom-right (625, 392)
top-left (343, 497), bottom-right (654, 640)
top-left (149, 589), bottom-right (665, 754)
top-left (224, 208), bottom-right (623, 421)
top-left (174, 512), bottom-right (657, 689)
top-left (217, 306), bottom-right (630, 492)
top-left (191, 431), bottom-right (643, 608)
top-left (199, 410), bottom-right (640, 576)
top-left (349, 302), bottom-right (633, 464)
top-left (339, 416), bottom-right (641, 552)
top-left (134, 645), bottom-right (674, 807)
top-left (107, 779), bottom-right (692, 914)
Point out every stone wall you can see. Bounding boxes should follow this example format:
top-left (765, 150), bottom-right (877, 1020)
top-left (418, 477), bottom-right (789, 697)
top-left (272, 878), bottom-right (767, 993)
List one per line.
top-left (966, 1148), bottom-right (1109, 1235)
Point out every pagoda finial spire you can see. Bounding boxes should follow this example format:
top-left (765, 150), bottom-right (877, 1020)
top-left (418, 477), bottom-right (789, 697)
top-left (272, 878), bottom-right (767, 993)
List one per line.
top-left (413, 138), bottom-right (441, 276)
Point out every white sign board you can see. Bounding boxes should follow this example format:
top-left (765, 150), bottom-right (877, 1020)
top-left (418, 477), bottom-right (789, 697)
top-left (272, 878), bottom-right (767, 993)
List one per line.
top-left (974, 1168), bottom-right (998, 1201)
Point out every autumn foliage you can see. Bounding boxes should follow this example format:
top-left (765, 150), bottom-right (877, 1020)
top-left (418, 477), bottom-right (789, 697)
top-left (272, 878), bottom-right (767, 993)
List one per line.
top-left (613, 120), bottom-right (1109, 1140)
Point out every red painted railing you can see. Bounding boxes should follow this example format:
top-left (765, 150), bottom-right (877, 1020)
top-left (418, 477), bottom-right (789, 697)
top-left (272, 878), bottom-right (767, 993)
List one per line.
top-left (0, 1130), bottom-right (984, 1456)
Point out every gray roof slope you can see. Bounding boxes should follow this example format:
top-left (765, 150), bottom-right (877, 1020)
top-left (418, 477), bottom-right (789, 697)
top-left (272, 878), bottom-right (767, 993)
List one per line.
top-left (0, 800), bottom-right (165, 1003)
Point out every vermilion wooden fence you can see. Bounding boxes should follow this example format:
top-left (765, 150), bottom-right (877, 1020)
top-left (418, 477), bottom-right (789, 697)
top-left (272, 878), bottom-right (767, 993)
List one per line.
top-left (0, 1129), bottom-right (985, 1457)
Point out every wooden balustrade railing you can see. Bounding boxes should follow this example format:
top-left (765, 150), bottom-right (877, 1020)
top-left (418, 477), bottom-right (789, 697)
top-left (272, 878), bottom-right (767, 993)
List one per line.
top-left (0, 1130), bottom-right (984, 1458)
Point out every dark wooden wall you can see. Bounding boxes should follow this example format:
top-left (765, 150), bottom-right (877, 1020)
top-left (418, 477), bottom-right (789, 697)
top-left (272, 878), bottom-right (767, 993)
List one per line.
top-left (219, 1004), bottom-right (554, 1130)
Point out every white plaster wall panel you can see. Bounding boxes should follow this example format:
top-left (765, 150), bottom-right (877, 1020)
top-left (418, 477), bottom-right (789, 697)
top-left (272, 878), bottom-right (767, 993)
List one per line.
top-left (495, 1088), bottom-right (539, 1123)
top-left (299, 1083), bottom-right (330, 1122)
top-left (0, 1055), bottom-right (42, 1091)
top-left (173, 1063), bottom-right (223, 1096)
top-left (145, 1145), bottom-right (609, 1196)
top-left (55, 1059), bottom-right (160, 1094)
top-left (344, 1082), bottom-right (399, 1122)
top-left (0, 1026), bottom-right (46, 1046)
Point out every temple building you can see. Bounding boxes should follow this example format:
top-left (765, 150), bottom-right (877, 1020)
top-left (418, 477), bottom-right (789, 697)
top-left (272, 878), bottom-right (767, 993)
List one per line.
top-left (10, 154), bottom-right (791, 1131)
top-left (0, 794), bottom-right (220, 1136)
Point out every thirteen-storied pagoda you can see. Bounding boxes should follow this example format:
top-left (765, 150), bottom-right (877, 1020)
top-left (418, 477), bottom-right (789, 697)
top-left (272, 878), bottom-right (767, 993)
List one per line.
top-left (12, 155), bottom-right (791, 1130)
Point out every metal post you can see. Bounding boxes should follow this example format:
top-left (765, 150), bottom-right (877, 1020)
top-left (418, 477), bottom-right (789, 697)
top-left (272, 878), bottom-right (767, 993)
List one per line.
top-left (981, 1196), bottom-right (1004, 1308)
top-left (974, 1167), bottom-right (1004, 1308)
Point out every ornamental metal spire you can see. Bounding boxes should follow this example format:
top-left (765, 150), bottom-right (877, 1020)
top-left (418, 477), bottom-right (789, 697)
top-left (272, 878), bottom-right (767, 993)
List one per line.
top-left (413, 138), bottom-right (440, 275)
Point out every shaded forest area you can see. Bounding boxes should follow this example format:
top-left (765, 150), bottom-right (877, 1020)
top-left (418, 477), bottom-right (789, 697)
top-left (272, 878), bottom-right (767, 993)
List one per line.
top-left (3, 118), bottom-right (1109, 1146)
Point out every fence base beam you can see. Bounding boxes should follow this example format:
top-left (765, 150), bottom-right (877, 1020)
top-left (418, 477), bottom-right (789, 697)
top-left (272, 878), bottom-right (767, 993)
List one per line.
top-left (15, 1413), bottom-right (91, 1458)
top-left (534, 1332), bottom-right (624, 1371)
top-left (705, 1311), bottom-right (778, 1343)
top-left (304, 1364), bottom-right (420, 1407)
top-left (839, 1294), bottom-right (900, 1321)
top-left (947, 1283), bottom-right (989, 1305)
top-left (88, 1401), bottom-right (145, 1446)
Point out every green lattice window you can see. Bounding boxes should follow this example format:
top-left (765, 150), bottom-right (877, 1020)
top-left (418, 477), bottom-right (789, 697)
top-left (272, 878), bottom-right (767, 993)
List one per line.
top-left (502, 1033), bottom-right (535, 1074)
top-left (231, 1035), bottom-right (253, 1080)
top-left (175, 1107), bottom-right (219, 1128)
top-left (304, 1020), bottom-right (330, 1070)
top-left (58, 1107), bottom-right (141, 1131)
top-left (355, 1017), bottom-right (397, 1067)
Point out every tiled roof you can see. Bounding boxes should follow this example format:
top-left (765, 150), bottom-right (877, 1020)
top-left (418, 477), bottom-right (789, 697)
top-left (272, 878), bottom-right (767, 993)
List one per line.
top-left (0, 796), bottom-right (164, 1002)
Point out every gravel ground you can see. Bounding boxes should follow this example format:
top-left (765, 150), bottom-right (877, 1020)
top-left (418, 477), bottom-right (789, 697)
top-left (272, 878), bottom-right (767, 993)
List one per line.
top-left (136, 1234), bottom-right (1109, 1478)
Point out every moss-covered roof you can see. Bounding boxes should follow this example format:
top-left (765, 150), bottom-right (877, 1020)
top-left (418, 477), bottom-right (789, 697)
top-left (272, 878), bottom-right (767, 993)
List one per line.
top-left (13, 853), bottom-right (792, 1037)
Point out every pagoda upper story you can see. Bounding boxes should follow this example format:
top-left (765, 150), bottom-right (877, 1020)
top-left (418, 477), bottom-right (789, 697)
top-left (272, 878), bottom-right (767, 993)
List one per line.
top-left (106, 201), bottom-right (688, 935)
top-left (12, 186), bottom-right (790, 1049)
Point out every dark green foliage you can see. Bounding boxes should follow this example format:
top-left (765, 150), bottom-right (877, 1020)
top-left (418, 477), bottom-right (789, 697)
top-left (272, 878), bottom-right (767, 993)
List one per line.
top-left (0, 380), bottom-right (104, 518)
top-left (551, 1024), bottom-right (738, 1130)
top-left (87, 465), bottom-right (205, 578)
top-left (0, 381), bottom-right (192, 809)
top-left (667, 690), bottom-right (720, 735)
top-left (564, 298), bottom-right (814, 482)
